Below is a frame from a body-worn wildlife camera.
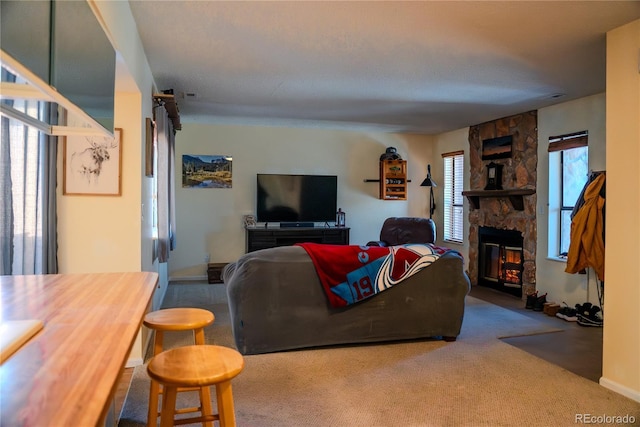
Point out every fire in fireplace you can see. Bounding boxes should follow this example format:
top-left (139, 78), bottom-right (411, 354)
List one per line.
top-left (478, 227), bottom-right (524, 297)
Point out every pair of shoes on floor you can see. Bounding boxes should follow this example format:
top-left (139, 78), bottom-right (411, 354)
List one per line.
top-left (556, 302), bottom-right (578, 322)
top-left (533, 293), bottom-right (547, 312)
top-left (524, 291), bottom-right (547, 311)
top-left (576, 302), bottom-right (603, 327)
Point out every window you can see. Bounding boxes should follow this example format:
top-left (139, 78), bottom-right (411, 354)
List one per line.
top-left (443, 151), bottom-right (464, 243)
top-left (1, 68), bottom-right (57, 275)
top-left (548, 131), bottom-right (588, 257)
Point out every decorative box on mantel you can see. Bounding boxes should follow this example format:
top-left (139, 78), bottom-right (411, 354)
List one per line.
top-left (462, 189), bottom-right (536, 211)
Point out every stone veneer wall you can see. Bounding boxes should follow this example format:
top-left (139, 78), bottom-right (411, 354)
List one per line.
top-left (468, 110), bottom-right (538, 298)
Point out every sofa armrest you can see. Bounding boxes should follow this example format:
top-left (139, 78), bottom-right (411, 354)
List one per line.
top-left (221, 262), bottom-right (237, 283)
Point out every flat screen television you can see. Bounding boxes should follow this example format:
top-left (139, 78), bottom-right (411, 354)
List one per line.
top-left (256, 174), bottom-right (338, 224)
top-left (482, 135), bottom-right (513, 160)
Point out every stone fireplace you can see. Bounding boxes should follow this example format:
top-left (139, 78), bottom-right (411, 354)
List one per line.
top-left (465, 111), bottom-right (538, 299)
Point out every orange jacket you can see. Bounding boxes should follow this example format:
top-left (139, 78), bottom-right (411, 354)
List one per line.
top-left (565, 173), bottom-right (605, 281)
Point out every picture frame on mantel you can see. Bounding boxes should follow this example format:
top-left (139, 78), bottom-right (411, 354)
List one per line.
top-left (63, 128), bottom-right (122, 196)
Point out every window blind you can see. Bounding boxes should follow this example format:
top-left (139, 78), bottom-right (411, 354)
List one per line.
top-left (548, 131), bottom-right (588, 152)
top-left (443, 151), bottom-right (464, 243)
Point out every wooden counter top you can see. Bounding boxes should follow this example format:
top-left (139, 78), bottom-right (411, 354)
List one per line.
top-left (0, 272), bottom-right (158, 426)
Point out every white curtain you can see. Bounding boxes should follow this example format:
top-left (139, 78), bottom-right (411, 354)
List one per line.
top-left (0, 115), bottom-right (14, 274)
top-left (0, 104), bottom-right (57, 275)
top-left (155, 104), bottom-right (176, 263)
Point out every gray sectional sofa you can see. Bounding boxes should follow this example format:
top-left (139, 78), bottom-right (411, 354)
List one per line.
top-left (222, 244), bottom-right (470, 355)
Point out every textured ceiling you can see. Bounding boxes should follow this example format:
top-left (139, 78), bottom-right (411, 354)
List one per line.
top-left (128, 1), bottom-right (640, 134)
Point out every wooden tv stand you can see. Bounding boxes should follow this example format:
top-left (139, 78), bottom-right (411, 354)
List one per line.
top-left (246, 227), bottom-right (350, 252)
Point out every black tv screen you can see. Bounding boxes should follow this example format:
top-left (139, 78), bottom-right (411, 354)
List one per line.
top-left (256, 174), bottom-right (338, 223)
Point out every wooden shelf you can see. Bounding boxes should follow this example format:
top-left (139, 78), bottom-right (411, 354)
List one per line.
top-left (462, 189), bottom-right (535, 211)
top-left (379, 160), bottom-right (407, 200)
top-left (153, 93), bottom-right (182, 130)
top-left (364, 179), bottom-right (412, 183)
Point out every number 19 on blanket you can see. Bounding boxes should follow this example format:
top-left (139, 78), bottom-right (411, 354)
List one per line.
top-left (351, 277), bottom-right (374, 300)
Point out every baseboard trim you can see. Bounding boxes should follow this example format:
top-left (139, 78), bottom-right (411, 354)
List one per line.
top-left (168, 275), bottom-right (207, 283)
top-left (600, 376), bottom-right (640, 402)
top-left (126, 357), bottom-right (144, 368)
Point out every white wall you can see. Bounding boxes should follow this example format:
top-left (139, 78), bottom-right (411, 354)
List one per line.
top-left (601, 19), bottom-right (640, 402)
top-left (169, 123), bottom-right (434, 279)
top-left (536, 93), bottom-right (606, 307)
top-left (57, 91), bottom-right (141, 273)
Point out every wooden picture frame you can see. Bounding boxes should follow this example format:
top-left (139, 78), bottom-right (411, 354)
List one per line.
top-left (145, 118), bottom-right (155, 177)
top-left (63, 128), bottom-right (122, 196)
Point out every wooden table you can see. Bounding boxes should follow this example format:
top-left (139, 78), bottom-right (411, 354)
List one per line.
top-left (0, 272), bottom-right (158, 426)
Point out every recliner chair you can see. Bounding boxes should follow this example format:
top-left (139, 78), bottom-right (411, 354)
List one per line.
top-left (367, 217), bottom-right (436, 247)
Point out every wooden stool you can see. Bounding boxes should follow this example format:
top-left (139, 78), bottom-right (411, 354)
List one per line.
top-left (144, 308), bottom-right (215, 427)
top-left (147, 345), bottom-right (244, 427)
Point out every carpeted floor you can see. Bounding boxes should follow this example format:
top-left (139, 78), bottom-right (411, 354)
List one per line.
top-left (119, 284), bottom-right (640, 427)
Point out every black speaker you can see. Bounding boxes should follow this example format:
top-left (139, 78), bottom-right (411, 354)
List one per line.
top-left (280, 222), bottom-right (314, 228)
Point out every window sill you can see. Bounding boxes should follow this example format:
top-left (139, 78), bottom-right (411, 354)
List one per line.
top-left (546, 256), bottom-right (567, 263)
top-left (443, 239), bottom-right (464, 246)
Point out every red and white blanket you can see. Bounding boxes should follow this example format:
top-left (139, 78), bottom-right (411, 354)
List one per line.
top-left (296, 243), bottom-right (451, 308)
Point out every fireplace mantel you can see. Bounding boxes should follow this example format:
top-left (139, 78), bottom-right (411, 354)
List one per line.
top-left (462, 189), bottom-right (535, 211)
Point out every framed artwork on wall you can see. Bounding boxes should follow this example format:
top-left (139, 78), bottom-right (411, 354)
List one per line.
top-left (63, 128), bottom-right (122, 196)
top-left (182, 154), bottom-right (233, 188)
top-left (482, 135), bottom-right (512, 160)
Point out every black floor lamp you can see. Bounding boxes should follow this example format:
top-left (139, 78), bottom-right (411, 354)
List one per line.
top-left (420, 164), bottom-right (437, 219)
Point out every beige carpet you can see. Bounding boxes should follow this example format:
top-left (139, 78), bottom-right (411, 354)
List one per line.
top-left (119, 284), bottom-right (640, 427)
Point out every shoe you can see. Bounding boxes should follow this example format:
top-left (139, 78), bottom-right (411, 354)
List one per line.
top-left (577, 314), bottom-right (603, 327)
top-left (576, 302), bottom-right (593, 317)
top-left (577, 304), bottom-right (603, 327)
top-left (533, 293), bottom-right (547, 311)
top-left (525, 291), bottom-right (538, 309)
top-left (556, 302), bottom-right (578, 322)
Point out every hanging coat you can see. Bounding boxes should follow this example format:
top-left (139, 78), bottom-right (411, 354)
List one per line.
top-left (565, 173), bottom-right (605, 281)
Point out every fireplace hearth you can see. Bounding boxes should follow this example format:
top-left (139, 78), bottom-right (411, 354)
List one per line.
top-left (478, 227), bottom-right (524, 297)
